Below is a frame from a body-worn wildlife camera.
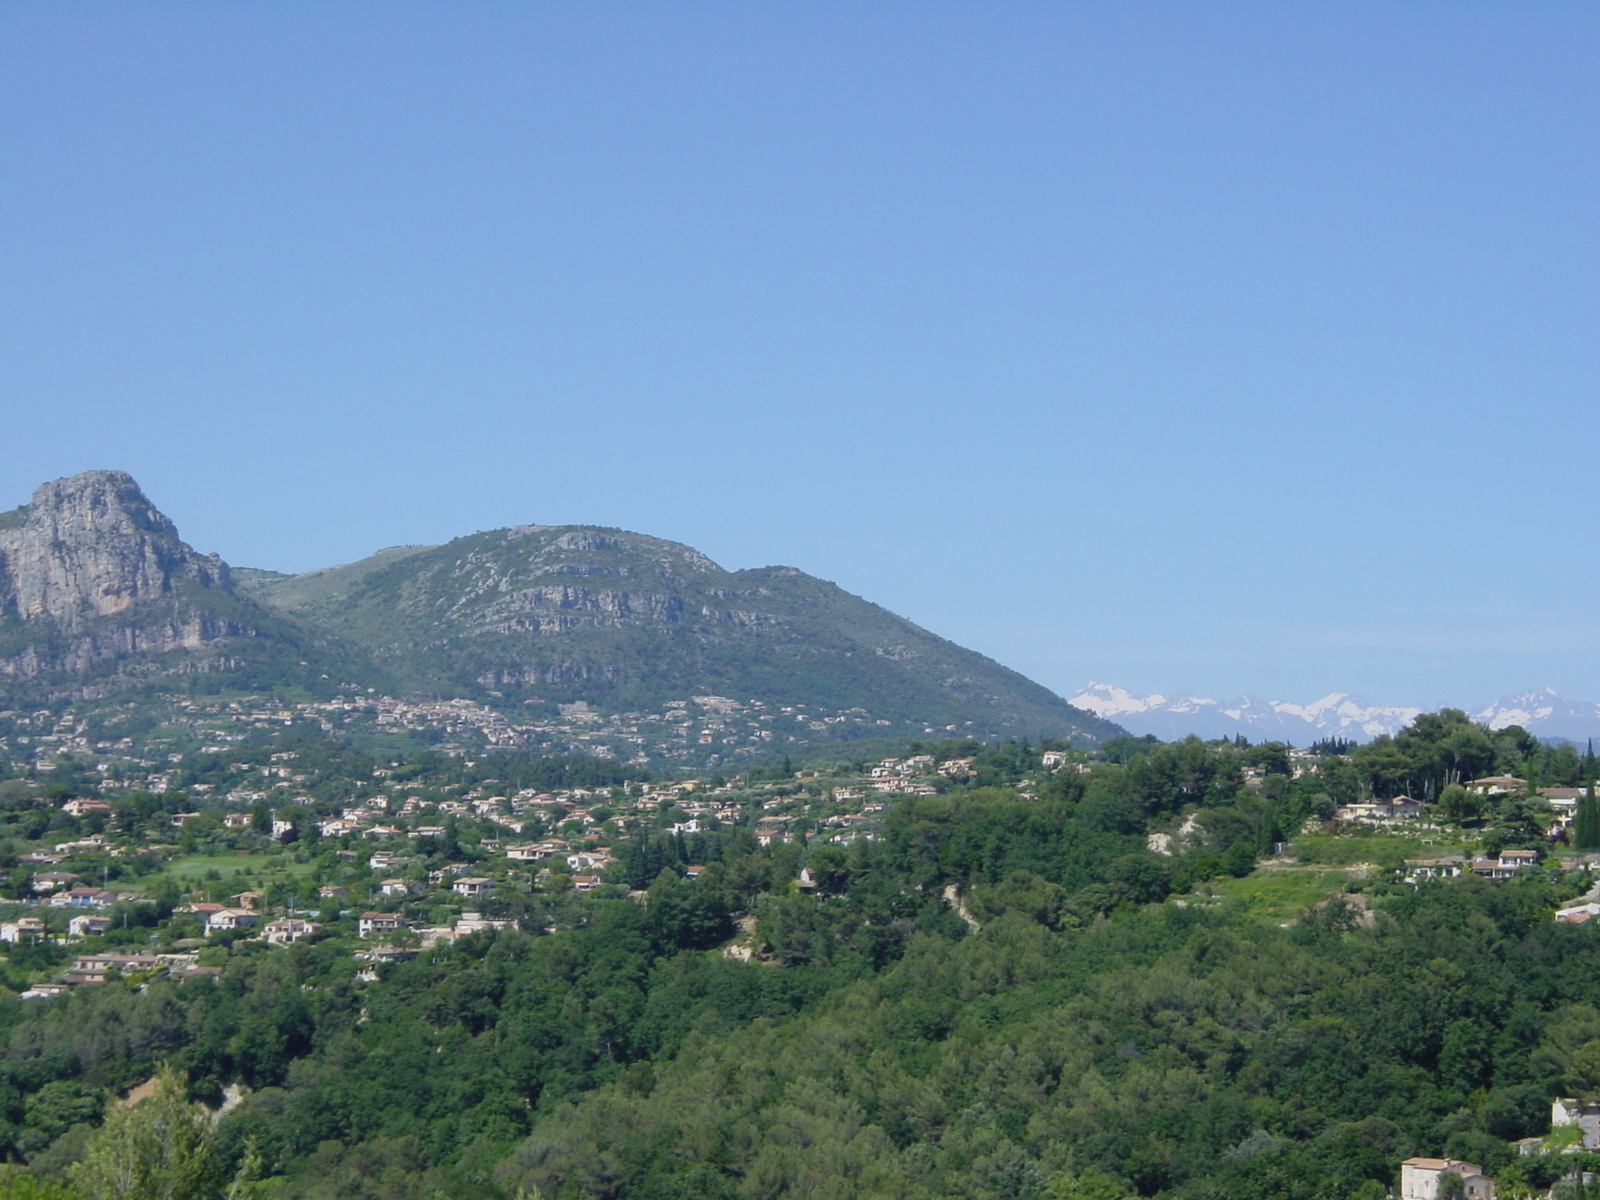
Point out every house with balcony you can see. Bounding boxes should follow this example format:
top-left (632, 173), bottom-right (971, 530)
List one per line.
top-left (358, 912), bottom-right (406, 938)
top-left (67, 915), bottom-right (110, 938)
top-left (205, 908), bottom-right (259, 933)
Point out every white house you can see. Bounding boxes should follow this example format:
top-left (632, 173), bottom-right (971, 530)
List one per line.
top-left (205, 908), bottom-right (259, 933)
top-left (1465, 775), bottom-right (1524, 796)
top-left (1552, 1098), bottom-right (1600, 1149)
top-left (1540, 787), bottom-right (1587, 812)
top-left (1406, 858), bottom-right (1465, 883)
top-left (61, 798), bottom-right (112, 818)
top-left (262, 918), bottom-right (319, 946)
top-left (1336, 797), bottom-right (1426, 823)
top-left (49, 887), bottom-right (114, 908)
top-left (1556, 903), bottom-right (1600, 925)
top-left (1472, 851), bottom-right (1538, 880)
top-left (454, 912), bottom-right (517, 935)
top-left (358, 912), bottom-right (406, 938)
top-left (1399, 1158), bottom-right (1495, 1199)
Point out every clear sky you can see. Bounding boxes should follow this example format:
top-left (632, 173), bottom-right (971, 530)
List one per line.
top-left (2, 3), bottom-right (1596, 710)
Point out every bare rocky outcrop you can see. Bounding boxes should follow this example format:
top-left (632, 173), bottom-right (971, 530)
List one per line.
top-left (0, 470), bottom-right (271, 687)
top-left (942, 883), bottom-right (982, 933)
top-left (0, 470), bottom-right (233, 628)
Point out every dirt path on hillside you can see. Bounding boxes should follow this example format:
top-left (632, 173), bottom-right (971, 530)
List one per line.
top-left (943, 883), bottom-right (981, 933)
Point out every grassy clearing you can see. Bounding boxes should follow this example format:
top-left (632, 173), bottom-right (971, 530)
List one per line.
top-left (121, 852), bottom-right (312, 893)
top-left (1292, 831), bottom-right (1468, 867)
top-left (1199, 867), bottom-right (1354, 925)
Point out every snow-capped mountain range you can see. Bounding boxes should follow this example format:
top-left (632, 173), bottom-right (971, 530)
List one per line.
top-left (1068, 683), bottom-right (1600, 745)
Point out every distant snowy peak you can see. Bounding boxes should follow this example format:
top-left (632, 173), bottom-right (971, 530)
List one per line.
top-left (1068, 682), bottom-right (1600, 745)
top-left (1068, 682), bottom-right (1418, 742)
top-left (1473, 689), bottom-right (1600, 745)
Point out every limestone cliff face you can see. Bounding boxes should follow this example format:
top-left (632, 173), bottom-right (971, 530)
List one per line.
top-left (0, 471), bottom-right (261, 684)
top-left (1, 471), bottom-right (231, 626)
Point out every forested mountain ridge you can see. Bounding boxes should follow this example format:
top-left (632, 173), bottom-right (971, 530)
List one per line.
top-left (236, 524), bottom-right (1118, 741)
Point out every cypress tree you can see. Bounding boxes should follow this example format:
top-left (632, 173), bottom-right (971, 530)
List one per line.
top-left (1577, 740), bottom-right (1600, 852)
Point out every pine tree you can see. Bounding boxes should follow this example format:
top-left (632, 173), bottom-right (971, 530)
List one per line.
top-left (70, 1066), bottom-right (221, 1200)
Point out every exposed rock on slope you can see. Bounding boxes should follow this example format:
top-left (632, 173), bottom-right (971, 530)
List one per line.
top-left (0, 471), bottom-right (335, 698)
top-left (242, 525), bottom-right (1121, 742)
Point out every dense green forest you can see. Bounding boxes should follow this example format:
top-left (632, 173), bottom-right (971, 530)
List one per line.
top-left (0, 713), bottom-right (1597, 1199)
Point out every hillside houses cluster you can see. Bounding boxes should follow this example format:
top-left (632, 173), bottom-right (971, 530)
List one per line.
top-left (19, 950), bottom-right (217, 999)
top-left (1393, 1094), bottom-right (1600, 1198)
top-left (0, 688), bottom-right (957, 779)
top-left (1404, 849), bottom-right (1545, 885)
top-left (1333, 775), bottom-right (1595, 841)
top-left (0, 741), bottom-right (1010, 998)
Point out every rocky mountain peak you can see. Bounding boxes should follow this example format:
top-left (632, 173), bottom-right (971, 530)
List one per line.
top-left (27, 469), bottom-right (179, 541)
top-left (0, 470), bottom-right (231, 631)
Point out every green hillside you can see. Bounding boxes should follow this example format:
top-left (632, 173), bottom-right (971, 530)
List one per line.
top-left (238, 525), bottom-right (1119, 742)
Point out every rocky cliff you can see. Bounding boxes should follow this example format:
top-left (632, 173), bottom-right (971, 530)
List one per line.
top-left (0, 471), bottom-right (332, 697)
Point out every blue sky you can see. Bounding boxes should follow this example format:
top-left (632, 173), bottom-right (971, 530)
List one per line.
top-left (2, 3), bottom-right (1596, 709)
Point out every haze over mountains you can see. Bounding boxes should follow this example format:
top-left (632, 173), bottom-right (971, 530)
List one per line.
top-left (0, 471), bottom-right (1119, 746)
top-left (1070, 681), bottom-right (1600, 745)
